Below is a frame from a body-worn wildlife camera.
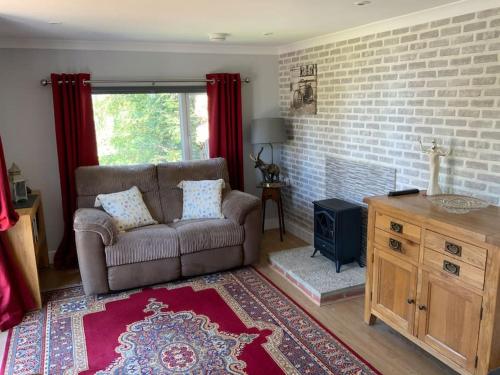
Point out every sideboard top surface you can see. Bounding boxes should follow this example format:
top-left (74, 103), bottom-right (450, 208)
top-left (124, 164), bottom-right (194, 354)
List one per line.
top-left (364, 193), bottom-right (500, 247)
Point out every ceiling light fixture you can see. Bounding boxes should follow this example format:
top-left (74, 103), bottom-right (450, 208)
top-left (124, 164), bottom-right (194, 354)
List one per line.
top-left (354, 0), bottom-right (371, 5)
top-left (263, 32), bottom-right (274, 37)
top-left (208, 33), bottom-right (230, 42)
top-left (48, 21), bottom-right (62, 25)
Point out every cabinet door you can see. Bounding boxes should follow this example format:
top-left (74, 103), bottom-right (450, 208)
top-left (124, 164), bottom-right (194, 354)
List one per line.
top-left (372, 248), bottom-right (418, 334)
top-left (417, 271), bottom-right (482, 372)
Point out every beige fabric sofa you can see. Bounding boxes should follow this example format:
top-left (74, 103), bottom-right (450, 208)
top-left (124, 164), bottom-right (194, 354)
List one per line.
top-left (73, 158), bottom-right (262, 295)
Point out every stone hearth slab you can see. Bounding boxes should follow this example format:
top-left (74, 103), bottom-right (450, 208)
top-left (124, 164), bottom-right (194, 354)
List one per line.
top-left (269, 246), bottom-right (365, 305)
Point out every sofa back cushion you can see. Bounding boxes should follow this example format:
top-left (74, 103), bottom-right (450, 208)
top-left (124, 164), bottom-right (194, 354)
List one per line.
top-left (157, 158), bottom-right (231, 223)
top-left (75, 164), bottom-right (163, 223)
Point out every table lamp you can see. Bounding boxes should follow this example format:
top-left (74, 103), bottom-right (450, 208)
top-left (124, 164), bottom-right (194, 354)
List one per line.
top-left (251, 118), bottom-right (286, 164)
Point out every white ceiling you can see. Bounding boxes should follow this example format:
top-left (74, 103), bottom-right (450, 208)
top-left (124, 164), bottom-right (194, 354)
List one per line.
top-left (0, 0), bottom-right (463, 48)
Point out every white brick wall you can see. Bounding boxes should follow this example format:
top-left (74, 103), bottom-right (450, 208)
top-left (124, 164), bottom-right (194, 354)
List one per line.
top-left (279, 7), bottom-right (500, 234)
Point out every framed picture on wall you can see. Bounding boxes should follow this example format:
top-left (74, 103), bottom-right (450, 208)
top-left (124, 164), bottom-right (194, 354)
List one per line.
top-left (289, 64), bottom-right (317, 115)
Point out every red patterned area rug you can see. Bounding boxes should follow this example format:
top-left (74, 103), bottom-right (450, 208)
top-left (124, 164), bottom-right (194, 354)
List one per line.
top-left (1, 267), bottom-right (379, 374)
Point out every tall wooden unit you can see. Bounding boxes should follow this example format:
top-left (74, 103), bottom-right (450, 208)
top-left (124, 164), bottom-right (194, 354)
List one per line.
top-left (364, 193), bottom-right (500, 375)
top-left (6, 193), bottom-right (48, 309)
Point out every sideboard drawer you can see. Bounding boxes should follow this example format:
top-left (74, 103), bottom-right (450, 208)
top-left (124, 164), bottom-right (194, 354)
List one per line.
top-left (375, 212), bottom-right (421, 243)
top-left (374, 228), bottom-right (420, 262)
top-left (423, 248), bottom-right (485, 290)
top-left (424, 230), bottom-right (487, 270)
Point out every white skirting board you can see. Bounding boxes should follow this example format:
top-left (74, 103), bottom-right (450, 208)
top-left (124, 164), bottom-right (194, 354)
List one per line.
top-left (264, 215), bottom-right (313, 245)
top-left (263, 216), bottom-right (280, 231)
top-left (286, 219), bottom-right (313, 244)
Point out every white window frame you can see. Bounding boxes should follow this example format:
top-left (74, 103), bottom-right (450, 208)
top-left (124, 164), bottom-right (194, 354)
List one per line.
top-left (178, 93), bottom-right (193, 161)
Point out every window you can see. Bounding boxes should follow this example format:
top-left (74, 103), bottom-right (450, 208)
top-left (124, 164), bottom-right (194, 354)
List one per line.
top-left (92, 89), bottom-right (208, 165)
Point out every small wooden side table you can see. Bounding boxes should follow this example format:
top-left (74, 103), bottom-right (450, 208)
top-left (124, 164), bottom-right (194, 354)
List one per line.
top-left (259, 182), bottom-right (286, 241)
top-left (6, 192), bottom-right (48, 309)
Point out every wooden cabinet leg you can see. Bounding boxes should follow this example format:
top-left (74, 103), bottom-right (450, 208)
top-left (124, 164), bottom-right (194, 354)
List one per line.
top-left (279, 195), bottom-right (286, 234)
top-left (262, 199), bottom-right (267, 233)
top-left (277, 199), bottom-right (283, 242)
top-left (39, 241), bottom-right (49, 268)
top-left (365, 313), bottom-right (377, 325)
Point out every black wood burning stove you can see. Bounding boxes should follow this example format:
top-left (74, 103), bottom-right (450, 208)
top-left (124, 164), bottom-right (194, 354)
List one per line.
top-left (312, 198), bottom-right (363, 273)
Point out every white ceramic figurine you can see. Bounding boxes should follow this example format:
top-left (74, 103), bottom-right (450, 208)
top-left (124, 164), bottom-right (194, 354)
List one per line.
top-left (419, 139), bottom-right (450, 196)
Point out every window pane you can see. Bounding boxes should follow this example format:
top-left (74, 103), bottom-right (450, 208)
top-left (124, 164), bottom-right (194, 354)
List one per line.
top-left (188, 93), bottom-right (209, 160)
top-left (92, 93), bottom-right (182, 165)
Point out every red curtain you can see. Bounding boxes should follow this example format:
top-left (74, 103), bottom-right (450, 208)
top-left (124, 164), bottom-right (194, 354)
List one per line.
top-left (206, 73), bottom-right (244, 191)
top-left (51, 73), bottom-right (99, 269)
top-left (0, 136), bottom-right (36, 330)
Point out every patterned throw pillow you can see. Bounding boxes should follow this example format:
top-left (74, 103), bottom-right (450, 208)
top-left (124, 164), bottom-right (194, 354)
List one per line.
top-left (177, 179), bottom-right (225, 220)
top-left (94, 186), bottom-right (157, 231)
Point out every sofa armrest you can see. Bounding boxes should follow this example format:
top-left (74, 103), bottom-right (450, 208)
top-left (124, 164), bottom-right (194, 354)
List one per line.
top-left (222, 190), bottom-right (261, 225)
top-left (75, 231), bottom-right (110, 295)
top-left (74, 208), bottom-right (117, 246)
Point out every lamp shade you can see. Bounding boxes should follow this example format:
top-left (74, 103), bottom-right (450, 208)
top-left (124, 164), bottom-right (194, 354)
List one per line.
top-left (251, 118), bottom-right (286, 145)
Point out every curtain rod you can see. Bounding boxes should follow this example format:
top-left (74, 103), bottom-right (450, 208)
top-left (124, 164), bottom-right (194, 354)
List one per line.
top-left (40, 77), bottom-right (250, 86)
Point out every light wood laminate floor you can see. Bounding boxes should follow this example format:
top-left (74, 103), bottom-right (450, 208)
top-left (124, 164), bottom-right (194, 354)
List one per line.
top-left (258, 230), bottom-right (456, 375)
top-left (1, 229), bottom-right (458, 375)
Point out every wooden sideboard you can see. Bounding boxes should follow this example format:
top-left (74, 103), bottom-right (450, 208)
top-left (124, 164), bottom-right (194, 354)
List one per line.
top-left (364, 193), bottom-right (500, 375)
top-left (6, 192), bottom-right (48, 309)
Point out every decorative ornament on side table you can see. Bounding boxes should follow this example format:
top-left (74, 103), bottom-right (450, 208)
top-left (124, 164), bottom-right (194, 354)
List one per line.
top-left (419, 138), bottom-right (450, 196)
top-left (250, 117), bottom-right (286, 183)
top-left (8, 163), bottom-right (28, 202)
top-left (249, 147), bottom-right (281, 183)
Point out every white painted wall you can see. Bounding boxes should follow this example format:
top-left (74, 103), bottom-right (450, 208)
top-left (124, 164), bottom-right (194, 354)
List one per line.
top-left (0, 48), bottom-right (279, 257)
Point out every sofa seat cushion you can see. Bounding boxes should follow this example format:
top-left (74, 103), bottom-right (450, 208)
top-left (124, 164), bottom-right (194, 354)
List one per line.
top-left (169, 219), bottom-right (244, 255)
top-left (105, 224), bottom-right (179, 266)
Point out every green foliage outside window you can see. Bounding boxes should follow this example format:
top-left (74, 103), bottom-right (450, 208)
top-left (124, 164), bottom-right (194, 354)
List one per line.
top-left (188, 94), bottom-right (209, 160)
top-left (93, 93), bottom-right (208, 165)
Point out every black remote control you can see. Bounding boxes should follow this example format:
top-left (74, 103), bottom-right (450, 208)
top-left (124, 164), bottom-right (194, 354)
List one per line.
top-left (388, 189), bottom-right (420, 197)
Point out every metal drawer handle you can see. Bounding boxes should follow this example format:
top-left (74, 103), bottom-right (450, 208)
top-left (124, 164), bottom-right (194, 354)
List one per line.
top-left (418, 305), bottom-right (427, 311)
top-left (443, 260), bottom-right (460, 276)
top-left (407, 298), bottom-right (415, 304)
top-left (389, 238), bottom-right (402, 252)
top-left (445, 241), bottom-right (462, 257)
top-left (390, 221), bottom-right (403, 233)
